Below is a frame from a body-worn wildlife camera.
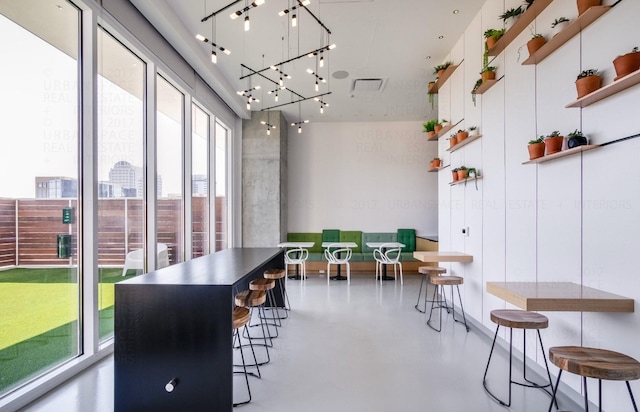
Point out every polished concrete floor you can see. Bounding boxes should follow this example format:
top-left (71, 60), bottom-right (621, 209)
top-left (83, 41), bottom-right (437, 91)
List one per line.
top-left (19, 274), bottom-right (576, 412)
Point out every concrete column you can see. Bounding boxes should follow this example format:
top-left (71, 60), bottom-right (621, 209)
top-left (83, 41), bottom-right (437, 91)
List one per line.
top-left (242, 111), bottom-right (287, 247)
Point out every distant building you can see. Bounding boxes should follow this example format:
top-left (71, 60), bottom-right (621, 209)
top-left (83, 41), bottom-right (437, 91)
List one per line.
top-left (108, 160), bottom-right (163, 198)
top-left (192, 174), bottom-right (208, 196)
top-left (35, 177), bottom-right (77, 198)
top-left (98, 182), bottom-right (124, 198)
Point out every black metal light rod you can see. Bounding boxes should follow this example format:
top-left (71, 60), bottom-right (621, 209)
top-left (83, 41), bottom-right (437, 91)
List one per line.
top-left (201, 0), bottom-right (242, 22)
top-left (240, 64), bottom-right (306, 100)
top-left (260, 91), bottom-right (332, 111)
top-left (239, 44), bottom-right (334, 80)
top-left (297, 0), bottom-right (331, 35)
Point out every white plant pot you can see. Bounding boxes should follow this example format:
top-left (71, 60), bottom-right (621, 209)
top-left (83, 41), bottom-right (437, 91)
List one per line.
top-left (504, 18), bottom-right (516, 31)
top-left (551, 21), bottom-right (570, 36)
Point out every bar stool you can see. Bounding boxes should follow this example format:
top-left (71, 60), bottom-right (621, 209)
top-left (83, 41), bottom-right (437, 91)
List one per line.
top-left (415, 266), bottom-right (447, 313)
top-left (235, 289), bottom-right (272, 364)
top-left (426, 275), bottom-right (469, 332)
top-left (232, 306), bottom-right (258, 407)
top-left (548, 346), bottom-right (640, 412)
top-left (483, 309), bottom-right (556, 408)
top-left (264, 268), bottom-right (290, 316)
top-left (249, 278), bottom-right (281, 335)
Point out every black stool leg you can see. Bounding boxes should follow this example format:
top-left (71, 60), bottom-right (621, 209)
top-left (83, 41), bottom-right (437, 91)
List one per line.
top-left (426, 284), bottom-right (442, 332)
top-left (452, 285), bottom-right (470, 332)
top-left (232, 327), bottom-right (252, 407)
top-left (548, 370), bottom-right (563, 412)
top-left (483, 324), bottom-right (511, 406)
top-left (627, 381), bottom-right (639, 412)
top-left (415, 274), bottom-right (426, 313)
top-left (584, 376), bottom-right (589, 412)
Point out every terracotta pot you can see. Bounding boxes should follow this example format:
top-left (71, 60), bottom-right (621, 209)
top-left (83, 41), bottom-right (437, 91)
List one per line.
top-left (575, 75), bottom-right (601, 99)
top-left (428, 82), bottom-right (436, 92)
top-left (527, 37), bottom-right (546, 56)
top-left (432, 159), bottom-right (441, 168)
top-left (482, 70), bottom-right (496, 83)
top-left (613, 52), bottom-right (640, 80)
top-left (457, 131), bottom-right (469, 142)
top-left (427, 131), bottom-right (436, 138)
top-left (456, 169), bottom-right (468, 180)
top-left (434, 124), bottom-right (443, 133)
top-left (577, 0), bottom-right (601, 16)
top-left (449, 136), bottom-right (458, 148)
top-left (544, 136), bottom-right (564, 155)
top-left (528, 142), bottom-right (545, 160)
top-left (437, 69), bottom-right (446, 78)
top-left (452, 171), bottom-right (459, 181)
top-left (486, 37), bottom-right (498, 50)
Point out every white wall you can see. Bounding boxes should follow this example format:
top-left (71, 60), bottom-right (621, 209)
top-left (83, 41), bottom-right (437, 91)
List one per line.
top-left (287, 121), bottom-right (438, 234)
top-left (438, 0), bottom-right (640, 407)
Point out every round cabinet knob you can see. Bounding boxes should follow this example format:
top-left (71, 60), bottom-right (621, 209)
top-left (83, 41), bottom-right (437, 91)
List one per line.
top-left (165, 378), bottom-right (178, 393)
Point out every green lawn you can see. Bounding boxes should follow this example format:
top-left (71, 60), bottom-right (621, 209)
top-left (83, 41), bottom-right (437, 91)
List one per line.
top-left (0, 267), bottom-right (133, 394)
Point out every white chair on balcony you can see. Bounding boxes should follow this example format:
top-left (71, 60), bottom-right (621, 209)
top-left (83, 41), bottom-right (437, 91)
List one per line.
top-left (324, 243), bottom-right (352, 285)
top-left (285, 247), bottom-right (309, 281)
top-left (121, 243), bottom-right (169, 276)
top-left (373, 243), bottom-right (403, 285)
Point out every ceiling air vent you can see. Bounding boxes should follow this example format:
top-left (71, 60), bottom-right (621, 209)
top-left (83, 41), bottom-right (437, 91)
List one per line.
top-left (350, 78), bottom-right (387, 94)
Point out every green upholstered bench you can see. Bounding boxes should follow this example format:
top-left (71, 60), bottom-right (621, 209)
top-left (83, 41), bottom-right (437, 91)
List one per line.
top-left (286, 232), bottom-right (323, 261)
top-left (339, 230), bottom-right (363, 261)
top-left (361, 232), bottom-right (397, 261)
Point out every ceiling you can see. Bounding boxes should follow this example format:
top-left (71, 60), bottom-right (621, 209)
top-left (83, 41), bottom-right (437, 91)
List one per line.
top-left (131, 0), bottom-right (483, 124)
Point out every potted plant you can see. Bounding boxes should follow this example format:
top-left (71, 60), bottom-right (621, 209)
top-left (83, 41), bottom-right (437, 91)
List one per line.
top-left (528, 136), bottom-right (545, 160)
top-left (448, 133), bottom-right (458, 148)
top-left (456, 129), bottom-right (469, 142)
top-left (471, 78), bottom-right (483, 106)
top-left (544, 131), bottom-right (564, 155)
top-left (434, 122), bottom-right (443, 133)
top-left (527, 33), bottom-right (546, 56)
top-left (469, 126), bottom-right (479, 136)
top-left (577, 0), bottom-right (601, 17)
top-left (456, 166), bottom-right (468, 180)
top-left (524, 0), bottom-right (535, 10)
top-left (423, 119), bottom-right (439, 138)
top-left (466, 167), bottom-right (480, 190)
top-left (434, 62), bottom-right (453, 79)
top-left (567, 129), bottom-right (588, 148)
top-left (613, 47), bottom-right (640, 80)
top-left (441, 119), bottom-right (449, 127)
top-left (481, 66), bottom-right (497, 83)
top-left (499, 6), bottom-right (524, 30)
top-left (575, 69), bottom-right (601, 98)
top-left (551, 17), bottom-right (570, 36)
top-left (452, 167), bottom-right (459, 181)
top-left (484, 28), bottom-right (505, 50)
top-left (431, 157), bottom-right (442, 169)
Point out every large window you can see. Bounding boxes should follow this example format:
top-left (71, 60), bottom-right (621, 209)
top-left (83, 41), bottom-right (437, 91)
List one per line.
top-left (0, 2), bottom-right (80, 395)
top-left (192, 104), bottom-right (210, 258)
top-left (215, 121), bottom-right (229, 251)
top-left (156, 76), bottom-right (185, 264)
top-left (97, 28), bottom-right (146, 340)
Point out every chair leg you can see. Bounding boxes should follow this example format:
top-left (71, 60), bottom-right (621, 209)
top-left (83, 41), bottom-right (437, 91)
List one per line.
top-left (452, 285), bottom-right (470, 332)
top-left (398, 263), bottom-right (403, 285)
top-left (346, 262), bottom-right (350, 285)
top-left (327, 263), bottom-right (331, 285)
top-left (483, 325), bottom-right (504, 404)
top-left (415, 274), bottom-right (426, 313)
top-left (426, 285), bottom-right (442, 332)
top-left (232, 327), bottom-right (252, 407)
top-left (627, 381), bottom-right (639, 412)
top-left (548, 370), bottom-right (563, 412)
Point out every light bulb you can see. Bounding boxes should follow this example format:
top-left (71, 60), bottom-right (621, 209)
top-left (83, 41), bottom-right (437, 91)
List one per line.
top-left (319, 56), bottom-right (324, 67)
top-left (196, 34), bottom-right (208, 42)
top-left (244, 16), bottom-right (250, 31)
top-left (298, 126), bottom-right (302, 134)
top-left (255, 0), bottom-right (265, 5)
top-left (246, 101), bottom-right (251, 110)
top-left (267, 128), bottom-right (271, 135)
top-left (211, 51), bottom-right (217, 64)
top-left (291, 14), bottom-right (297, 27)
top-left (279, 77), bottom-right (284, 86)
top-left (275, 94), bottom-right (279, 102)
top-left (328, 44), bottom-right (336, 50)
top-left (315, 81), bottom-right (319, 92)
top-left (222, 48), bottom-right (231, 55)
top-left (320, 106), bottom-right (324, 114)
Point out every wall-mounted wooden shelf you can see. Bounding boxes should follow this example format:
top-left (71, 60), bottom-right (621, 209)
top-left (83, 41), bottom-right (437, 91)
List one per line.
top-left (522, 145), bottom-right (600, 164)
top-left (522, 6), bottom-right (611, 66)
top-left (487, 0), bottom-right (553, 57)
top-left (428, 165), bottom-right (449, 173)
top-left (428, 64), bottom-right (460, 94)
top-left (447, 134), bottom-right (482, 153)
top-left (474, 79), bottom-right (500, 95)
top-left (565, 70), bottom-right (640, 108)
top-left (449, 175), bottom-right (483, 186)
top-left (427, 119), bottom-right (464, 141)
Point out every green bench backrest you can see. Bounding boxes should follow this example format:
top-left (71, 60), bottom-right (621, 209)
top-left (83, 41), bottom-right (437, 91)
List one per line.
top-left (286, 232), bottom-right (323, 253)
top-left (361, 232), bottom-right (398, 253)
top-left (397, 228), bottom-right (416, 252)
top-left (339, 231), bottom-right (362, 253)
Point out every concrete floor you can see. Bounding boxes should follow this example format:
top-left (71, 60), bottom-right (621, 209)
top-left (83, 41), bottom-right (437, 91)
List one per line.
top-left (19, 274), bottom-right (577, 412)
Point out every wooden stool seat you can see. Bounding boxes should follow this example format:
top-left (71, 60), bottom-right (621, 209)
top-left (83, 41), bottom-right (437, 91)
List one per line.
top-left (249, 278), bottom-right (275, 291)
top-left (264, 268), bottom-right (285, 280)
top-left (235, 290), bottom-right (266, 307)
top-left (490, 309), bottom-right (548, 330)
top-left (232, 306), bottom-right (251, 330)
top-left (418, 266), bottom-right (447, 275)
top-left (430, 275), bottom-right (463, 286)
top-left (550, 346), bottom-right (640, 381)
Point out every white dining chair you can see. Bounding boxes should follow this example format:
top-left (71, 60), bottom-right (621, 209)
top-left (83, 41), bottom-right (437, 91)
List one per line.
top-left (121, 243), bottom-right (169, 276)
top-left (324, 243), bottom-right (352, 285)
top-left (373, 243), bottom-right (403, 285)
top-left (285, 247), bottom-right (309, 281)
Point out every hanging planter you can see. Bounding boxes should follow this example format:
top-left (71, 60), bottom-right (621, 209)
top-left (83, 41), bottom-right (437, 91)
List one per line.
top-left (456, 129), bottom-right (469, 142)
top-left (528, 137), bottom-right (545, 160)
top-left (567, 130), bottom-right (588, 149)
top-left (613, 47), bottom-right (640, 80)
top-left (434, 123), bottom-right (443, 133)
top-left (452, 169), bottom-right (459, 181)
top-left (449, 134), bottom-right (458, 148)
top-left (456, 166), bottom-right (468, 180)
top-left (527, 34), bottom-right (546, 56)
top-left (577, 0), bottom-right (601, 17)
top-left (481, 66), bottom-right (496, 83)
top-left (551, 17), bottom-right (570, 37)
top-left (575, 69), bottom-right (601, 99)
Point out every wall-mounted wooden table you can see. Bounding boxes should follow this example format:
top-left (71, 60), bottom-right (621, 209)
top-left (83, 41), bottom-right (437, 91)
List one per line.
top-left (486, 282), bottom-right (634, 312)
top-left (413, 251), bottom-right (473, 263)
